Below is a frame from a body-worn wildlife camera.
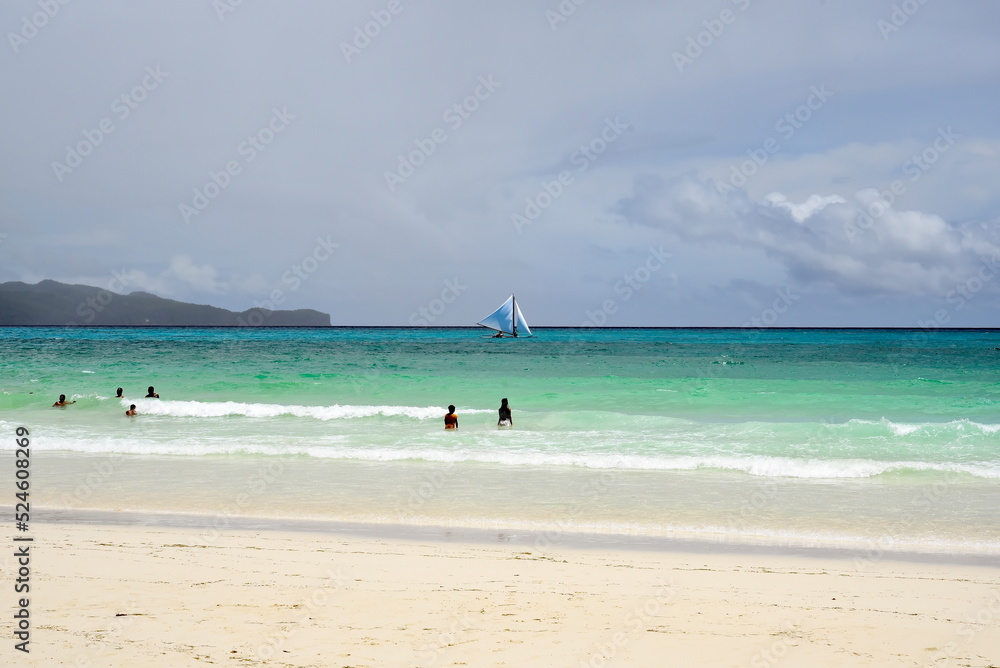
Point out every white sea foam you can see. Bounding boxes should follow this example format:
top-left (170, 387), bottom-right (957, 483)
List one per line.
top-left (846, 417), bottom-right (1000, 437)
top-left (887, 422), bottom-right (922, 436)
top-left (20, 431), bottom-right (1000, 480)
top-left (122, 399), bottom-right (489, 421)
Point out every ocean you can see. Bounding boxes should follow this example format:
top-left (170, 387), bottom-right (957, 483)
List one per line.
top-left (1, 326), bottom-right (998, 559)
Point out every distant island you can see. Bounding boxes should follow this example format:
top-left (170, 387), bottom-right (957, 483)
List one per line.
top-left (0, 280), bottom-right (331, 326)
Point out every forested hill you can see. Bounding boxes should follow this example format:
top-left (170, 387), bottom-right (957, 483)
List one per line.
top-left (0, 280), bottom-right (331, 326)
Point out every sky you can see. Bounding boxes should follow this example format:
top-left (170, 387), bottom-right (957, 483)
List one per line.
top-left (1, 1), bottom-right (999, 327)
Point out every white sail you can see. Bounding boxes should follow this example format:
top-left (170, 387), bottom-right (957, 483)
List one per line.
top-left (477, 295), bottom-right (532, 337)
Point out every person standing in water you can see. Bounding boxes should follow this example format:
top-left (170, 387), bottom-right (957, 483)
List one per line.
top-left (146, 386), bottom-right (159, 398)
top-left (116, 387), bottom-right (124, 398)
top-left (52, 394), bottom-right (75, 407)
top-left (125, 404), bottom-right (138, 416)
top-left (498, 398), bottom-right (512, 427)
top-left (444, 405), bottom-right (458, 430)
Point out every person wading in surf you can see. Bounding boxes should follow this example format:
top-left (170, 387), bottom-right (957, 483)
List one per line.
top-left (444, 405), bottom-right (459, 430)
top-left (498, 398), bottom-right (512, 427)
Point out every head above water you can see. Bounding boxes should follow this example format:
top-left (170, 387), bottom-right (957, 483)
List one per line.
top-left (116, 387), bottom-right (123, 396)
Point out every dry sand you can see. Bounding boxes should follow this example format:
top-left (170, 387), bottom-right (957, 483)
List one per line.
top-left (7, 522), bottom-right (1000, 667)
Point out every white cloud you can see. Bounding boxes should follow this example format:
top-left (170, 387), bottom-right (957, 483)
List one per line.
top-left (762, 193), bottom-right (846, 224)
top-left (621, 173), bottom-right (1000, 298)
top-left (165, 255), bottom-right (226, 295)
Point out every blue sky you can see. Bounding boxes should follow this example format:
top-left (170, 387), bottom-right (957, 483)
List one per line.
top-left (1, 0), bottom-right (998, 326)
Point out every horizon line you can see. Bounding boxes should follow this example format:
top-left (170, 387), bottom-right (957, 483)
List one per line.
top-left (2, 325), bottom-right (998, 331)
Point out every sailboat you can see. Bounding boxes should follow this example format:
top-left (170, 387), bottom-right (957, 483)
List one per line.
top-left (477, 295), bottom-right (532, 338)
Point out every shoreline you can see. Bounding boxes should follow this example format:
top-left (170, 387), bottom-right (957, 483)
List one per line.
top-left (26, 506), bottom-right (1000, 568)
top-left (18, 451), bottom-right (1000, 565)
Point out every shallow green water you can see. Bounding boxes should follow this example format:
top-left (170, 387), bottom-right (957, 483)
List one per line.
top-left (2, 327), bottom-right (998, 554)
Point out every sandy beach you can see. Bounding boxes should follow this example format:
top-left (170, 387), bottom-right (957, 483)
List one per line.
top-left (8, 520), bottom-right (999, 668)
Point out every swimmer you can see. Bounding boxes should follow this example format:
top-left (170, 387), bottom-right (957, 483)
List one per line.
top-left (52, 394), bottom-right (75, 407)
top-left (444, 405), bottom-right (458, 430)
top-left (498, 398), bottom-right (512, 427)
top-left (146, 386), bottom-right (159, 398)
top-left (125, 404), bottom-right (137, 416)
top-left (116, 387), bottom-right (124, 398)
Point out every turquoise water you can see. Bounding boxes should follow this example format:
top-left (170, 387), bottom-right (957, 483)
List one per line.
top-left (1, 327), bottom-right (998, 554)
